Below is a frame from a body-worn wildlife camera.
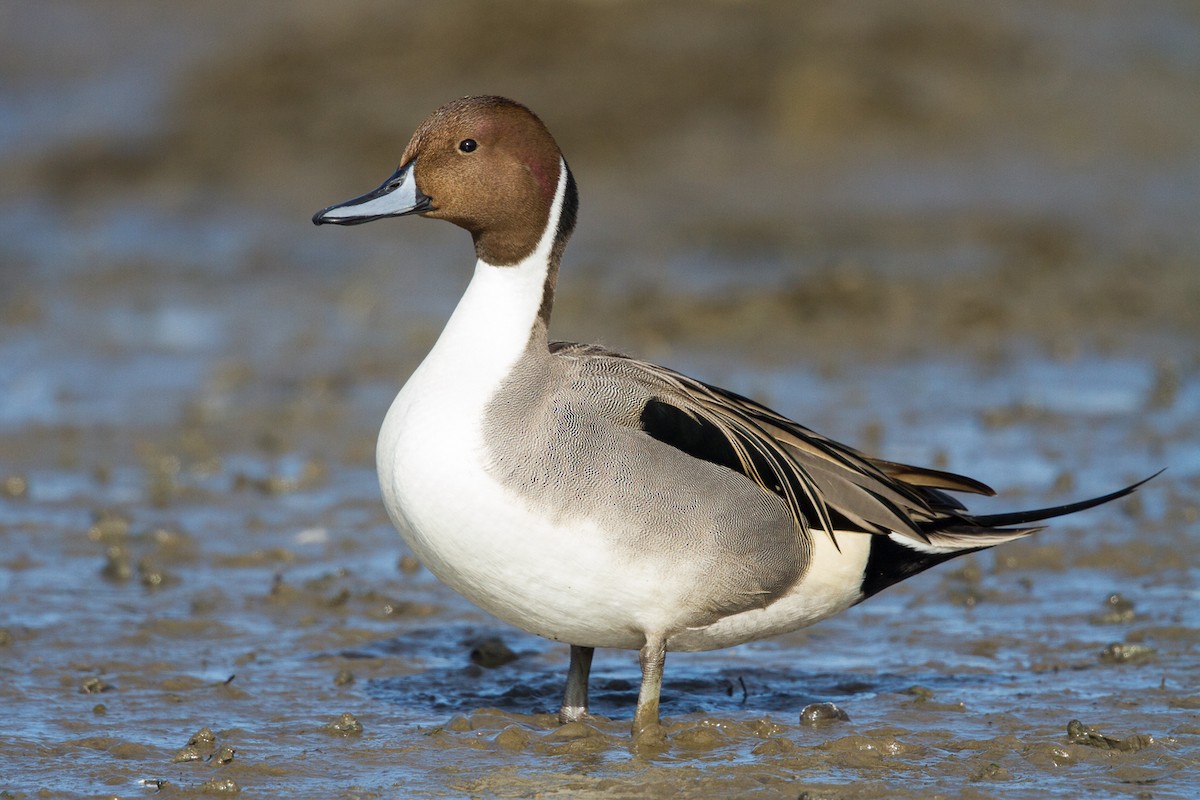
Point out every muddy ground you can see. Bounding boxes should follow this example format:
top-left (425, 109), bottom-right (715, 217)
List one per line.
top-left (1, 2), bottom-right (1197, 798)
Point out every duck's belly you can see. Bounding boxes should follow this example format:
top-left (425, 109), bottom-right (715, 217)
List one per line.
top-left (667, 531), bottom-right (871, 651)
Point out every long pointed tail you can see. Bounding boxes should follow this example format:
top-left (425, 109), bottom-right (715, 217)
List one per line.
top-left (965, 471), bottom-right (1161, 530)
top-left (861, 471), bottom-right (1161, 601)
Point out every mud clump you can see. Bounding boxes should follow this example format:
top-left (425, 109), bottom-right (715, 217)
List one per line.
top-left (492, 725), bottom-right (533, 751)
top-left (1091, 593), bottom-right (1136, 624)
top-left (198, 777), bottom-right (241, 795)
top-left (469, 636), bottom-right (519, 669)
top-left (325, 712), bottom-right (363, 737)
top-left (172, 727), bottom-right (219, 763)
top-left (1066, 719), bottom-right (1154, 753)
top-left (2, 473), bottom-right (28, 498)
top-left (101, 545), bottom-right (133, 582)
top-left (79, 676), bottom-right (114, 695)
top-left (969, 761), bottom-right (1013, 782)
top-left (1099, 642), bottom-right (1156, 665)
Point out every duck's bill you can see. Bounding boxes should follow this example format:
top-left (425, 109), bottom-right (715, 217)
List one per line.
top-left (312, 161), bottom-right (432, 225)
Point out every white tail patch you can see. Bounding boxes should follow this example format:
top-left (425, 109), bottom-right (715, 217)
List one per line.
top-left (887, 527), bottom-right (1038, 555)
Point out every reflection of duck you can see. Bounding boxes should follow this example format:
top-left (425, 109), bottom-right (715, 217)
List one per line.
top-left (314, 95), bottom-right (1152, 737)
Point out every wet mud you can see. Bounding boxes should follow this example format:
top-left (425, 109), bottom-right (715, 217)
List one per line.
top-left (2, 2), bottom-right (1198, 798)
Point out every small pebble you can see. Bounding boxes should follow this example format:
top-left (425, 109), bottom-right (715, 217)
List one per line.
top-left (800, 701), bottom-right (850, 724)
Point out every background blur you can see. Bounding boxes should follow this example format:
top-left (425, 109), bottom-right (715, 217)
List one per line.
top-left (1, 3), bottom-right (1197, 798)
top-left (3, 1), bottom-right (1198, 433)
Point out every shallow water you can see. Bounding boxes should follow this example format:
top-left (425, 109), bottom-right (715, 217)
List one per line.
top-left (2, 2), bottom-right (1199, 798)
top-left (3, 345), bottom-right (1196, 798)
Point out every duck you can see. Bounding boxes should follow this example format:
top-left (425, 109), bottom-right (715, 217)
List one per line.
top-left (313, 95), bottom-right (1151, 737)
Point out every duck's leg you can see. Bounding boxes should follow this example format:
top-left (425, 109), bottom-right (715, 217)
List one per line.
top-left (558, 645), bottom-right (594, 723)
top-left (632, 636), bottom-right (667, 736)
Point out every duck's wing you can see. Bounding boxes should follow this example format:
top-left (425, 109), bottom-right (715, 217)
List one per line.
top-left (551, 341), bottom-right (1148, 552)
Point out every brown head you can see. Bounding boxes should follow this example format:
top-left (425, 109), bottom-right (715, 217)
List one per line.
top-left (314, 96), bottom-right (578, 268)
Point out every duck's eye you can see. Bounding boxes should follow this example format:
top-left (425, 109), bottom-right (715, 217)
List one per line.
top-left (458, 139), bottom-right (477, 153)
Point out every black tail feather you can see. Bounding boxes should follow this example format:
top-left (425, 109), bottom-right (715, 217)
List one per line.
top-left (936, 471), bottom-right (1161, 532)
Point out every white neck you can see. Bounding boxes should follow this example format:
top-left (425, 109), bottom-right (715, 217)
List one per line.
top-left (418, 157), bottom-right (568, 385)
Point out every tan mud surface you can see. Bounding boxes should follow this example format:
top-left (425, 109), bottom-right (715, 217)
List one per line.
top-left (1, 2), bottom-right (1197, 798)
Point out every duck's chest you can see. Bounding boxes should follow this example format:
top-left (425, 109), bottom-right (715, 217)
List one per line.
top-left (376, 343), bottom-right (519, 569)
top-left (375, 354), bottom-right (649, 647)
top-left (375, 260), bottom-right (548, 556)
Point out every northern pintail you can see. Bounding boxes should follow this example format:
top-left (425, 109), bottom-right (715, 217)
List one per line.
top-left (313, 96), bottom-right (1151, 737)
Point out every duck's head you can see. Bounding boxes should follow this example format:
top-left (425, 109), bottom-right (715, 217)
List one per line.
top-left (313, 95), bottom-right (577, 267)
